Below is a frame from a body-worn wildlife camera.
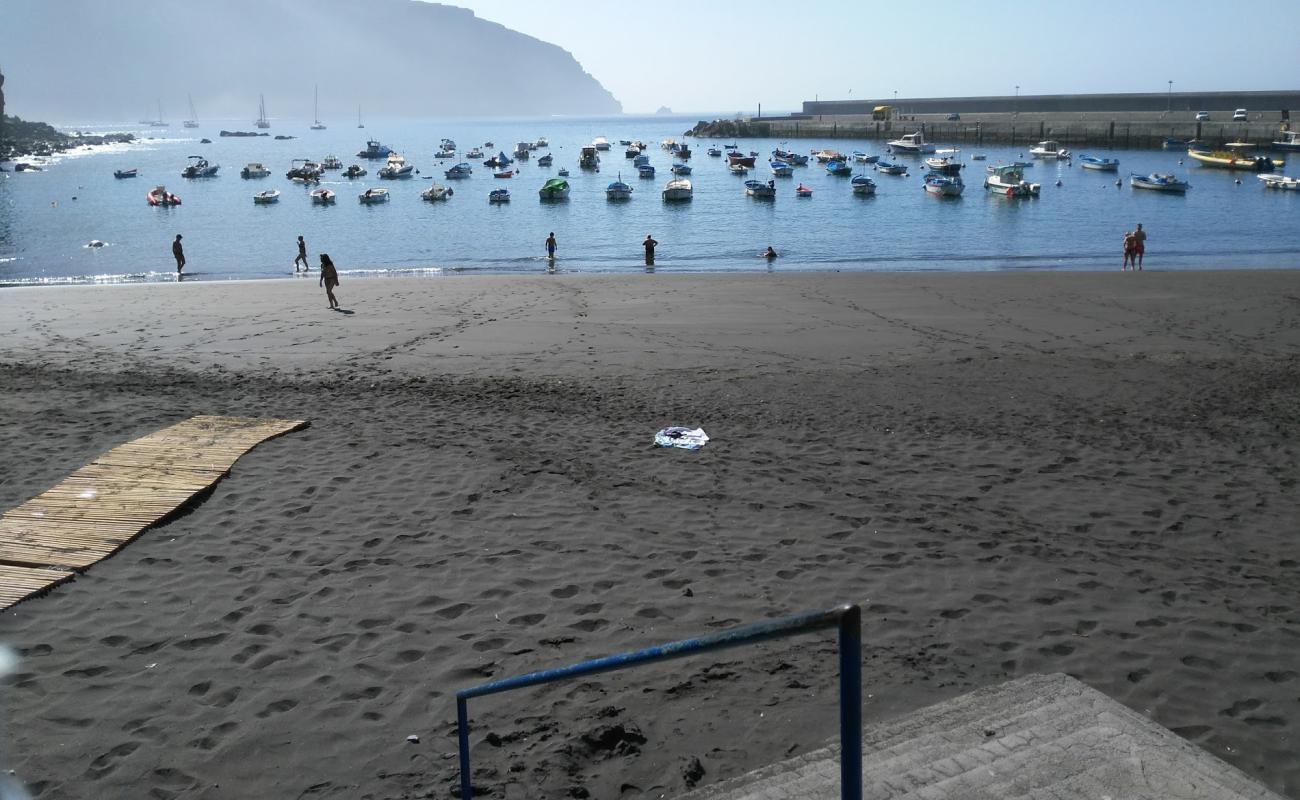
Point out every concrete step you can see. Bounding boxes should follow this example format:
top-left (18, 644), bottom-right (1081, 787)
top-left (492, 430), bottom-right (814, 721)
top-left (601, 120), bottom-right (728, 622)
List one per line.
top-left (675, 673), bottom-right (1284, 800)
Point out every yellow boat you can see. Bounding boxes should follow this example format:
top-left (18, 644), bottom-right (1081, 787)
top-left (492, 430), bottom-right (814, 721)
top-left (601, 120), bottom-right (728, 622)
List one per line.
top-left (1186, 145), bottom-right (1284, 171)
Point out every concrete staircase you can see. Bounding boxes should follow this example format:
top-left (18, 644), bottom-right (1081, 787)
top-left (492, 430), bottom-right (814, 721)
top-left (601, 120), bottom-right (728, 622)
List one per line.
top-left (676, 673), bottom-right (1284, 800)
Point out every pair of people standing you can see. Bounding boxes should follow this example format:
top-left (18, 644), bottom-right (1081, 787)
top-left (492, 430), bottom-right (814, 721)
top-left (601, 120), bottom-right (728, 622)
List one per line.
top-left (1122, 223), bottom-right (1147, 270)
top-left (542, 233), bottom-right (659, 266)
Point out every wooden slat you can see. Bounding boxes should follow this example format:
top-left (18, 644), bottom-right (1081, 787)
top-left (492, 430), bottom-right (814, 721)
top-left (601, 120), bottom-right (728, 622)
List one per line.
top-left (0, 416), bottom-right (308, 604)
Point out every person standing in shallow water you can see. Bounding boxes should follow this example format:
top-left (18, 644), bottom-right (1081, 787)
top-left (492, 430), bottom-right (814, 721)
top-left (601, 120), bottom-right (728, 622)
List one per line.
top-left (319, 253), bottom-right (340, 309)
top-left (294, 235), bottom-right (309, 272)
top-left (545, 232), bottom-right (557, 261)
top-left (1121, 230), bottom-right (1135, 270)
top-left (172, 234), bottom-right (185, 274)
top-left (1132, 223), bottom-right (1147, 270)
top-left (643, 234), bottom-right (658, 266)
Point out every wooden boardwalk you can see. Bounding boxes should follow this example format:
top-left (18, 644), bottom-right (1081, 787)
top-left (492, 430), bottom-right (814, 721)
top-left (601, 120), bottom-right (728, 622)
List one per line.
top-left (0, 415), bottom-right (307, 609)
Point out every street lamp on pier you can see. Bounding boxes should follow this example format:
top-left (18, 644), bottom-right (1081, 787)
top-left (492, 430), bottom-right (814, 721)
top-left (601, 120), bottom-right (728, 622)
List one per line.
top-left (1014, 85), bottom-right (1019, 116)
top-left (1167, 80), bottom-right (1173, 112)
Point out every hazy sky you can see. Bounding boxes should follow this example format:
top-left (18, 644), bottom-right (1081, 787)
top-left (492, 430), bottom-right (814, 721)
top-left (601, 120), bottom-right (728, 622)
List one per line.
top-left (445, 0), bottom-right (1300, 114)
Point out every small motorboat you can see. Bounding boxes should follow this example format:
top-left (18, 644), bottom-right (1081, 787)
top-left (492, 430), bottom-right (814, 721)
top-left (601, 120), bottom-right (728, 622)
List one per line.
top-left (181, 155), bottom-right (219, 178)
top-left (813, 148), bottom-right (845, 163)
top-left (826, 160), bottom-right (853, 176)
top-left (321, 155), bottom-right (343, 170)
top-left (923, 174), bottom-right (964, 197)
top-left (851, 174), bottom-right (876, 195)
top-left (773, 148), bottom-right (809, 165)
top-left (558, 167), bottom-right (570, 177)
top-left (494, 169), bottom-right (515, 179)
top-left (875, 160), bottom-right (908, 175)
top-left (343, 164), bottom-right (367, 179)
top-left (795, 183), bottom-right (813, 197)
top-left (886, 132), bottom-right (935, 154)
top-left (1029, 140), bottom-right (1070, 159)
top-left (513, 143), bottom-right (531, 160)
top-left (984, 165), bottom-right (1041, 197)
top-left (114, 168), bottom-right (138, 179)
top-left (489, 188), bottom-right (511, 203)
top-left (1077, 154), bottom-right (1120, 171)
top-left (1257, 174), bottom-right (1300, 191)
top-left (146, 185), bottom-right (181, 206)
top-left (436, 148), bottom-right (457, 160)
top-left (671, 163), bottom-right (692, 175)
top-left (579, 146), bottom-right (601, 169)
top-left (379, 153), bottom-right (414, 179)
top-left (357, 139), bottom-right (394, 159)
top-left (970, 153), bottom-right (987, 161)
top-left (744, 179), bottom-right (776, 198)
top-left (633, 153), bottom-right (650, 167)
top-left (770, 160), bottom-right (794, 177)
top-left (291, 174), bottom-right (320, 186)
top-left (1161, 138), bottom-right (1188, 151)
top-left (253, 188), bottom-right (281, 204)
top-left (606, 175), bottom-right (633, 200)
top-left (707, 147), bottom-right (722, 157)
top-left (625, 146), bottom-right (641, 159)
top-left (286, 159), bottom-right (323, 180)
top-left (924, 156), bottom-right (962, 175)
top-left (466, 147), bottom-right (484, 159)
top-left (729, 163), bottom-right (749, 175)
top-left (537, 154), bottom-right (554, 167)
top-left (619, 139), bottom-right (633, 147)
top-left (535, 137), bottom-right (549, 148)
top-left (444, 162), bottom-right (473, 179)
top-left (662, 177), bottom-right (693, 201)
top-left (310, 187), bottom-right (336, 204)
top-left (538, 178), bottom-right (570, 200)
top-left (638, 164), bottom-right (656, 178)
top-left (240, 162), bottom-right (271, 179)
top-left (1130, 173), bottom-right (1189, 192)
top-left (421, 183), bottom-right (454, 201)
top-left (359, 187), bottom-right (390, 204)
top-left (727, 152), bottom-right (757, 168)
top-left (1187, 144), bottom-right (1283, 171)
top-left (592, 136), bottom-right (611, 151)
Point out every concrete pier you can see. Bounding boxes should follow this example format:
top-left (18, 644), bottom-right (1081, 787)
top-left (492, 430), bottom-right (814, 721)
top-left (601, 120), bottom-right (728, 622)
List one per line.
top-left (674, 673), bottom-right (1285, 800)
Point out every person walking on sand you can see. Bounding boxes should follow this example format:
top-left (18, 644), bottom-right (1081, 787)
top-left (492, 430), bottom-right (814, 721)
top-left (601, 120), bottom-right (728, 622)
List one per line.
top-left (294, 235), bottom-right (309, 272)
top-left (545, 232), bottom-right (557, 261)
top-left (1121, 230), bottom-right (1134, 270)
top-left (1132, 223), bottom-right (1147, 270)
top-left (319, 253), bottom-right (340, 309)
top-left (643, 234), bottom-right (658, 266)
top-left (172, 234), bottom-right (185, 274)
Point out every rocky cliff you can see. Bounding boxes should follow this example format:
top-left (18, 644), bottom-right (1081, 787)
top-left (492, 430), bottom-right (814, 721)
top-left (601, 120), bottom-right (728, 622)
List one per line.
top-left (1, 0), bottom-right (621, 121)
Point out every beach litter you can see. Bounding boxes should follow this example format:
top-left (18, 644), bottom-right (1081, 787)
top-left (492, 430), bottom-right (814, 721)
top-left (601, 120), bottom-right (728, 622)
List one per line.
top-left (654, 427), bottom-right (709, 450)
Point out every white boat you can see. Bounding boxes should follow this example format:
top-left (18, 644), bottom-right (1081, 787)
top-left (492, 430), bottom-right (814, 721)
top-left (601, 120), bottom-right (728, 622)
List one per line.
top-left (183, 94), bottom-right (200, 128)
top-left (359, 187), bottom-right (390, 204)
top-left (310, 85), bottom-right (326, 130)
top-left (379, 153), bottom-right (414, 179)
top-left (255, 94), bottom-right (270, 129)
top-left (923, 174), bottom-right (964, 197)
top-left (729, 163), bottom-right (749, 175)
top-left (421, 183), bottom-right (454, 201)
top-left (536, 137), bottom-right (549, 148)
top-left (181, 156), bottom-right (220, 178)
top-left (744, 179), bottom-right (776, 198)
top-left (1029, 140), bottom-right (1070, 159)
top-left (770, 160), bottom-right (794, 177)
top-left (321, 155), bottom-right (343, 170)
top-left (579, 146), bottom-right (600, 169)
top-left (1271, 130), bottom-right (1300, 152)
top-left (466, 147), bottom-right (484, 159)
top-left (514, 142), bottom-right (532, 160)
top-left (924, 155), bottom-right (962, 175)
top-left (240, 162), bottom-right (271, 179)
top-left (887, 132), bottom-right (935, 154)
top-left (1077, 154), bottom-right (1120, 171)
top-left (592, 136), bottom-right (611, 151)
top-left (310, 187), bottom-right (336, 204)
top-left (813, 148), bottom-right (844, 163)
top-left (1258, 173), bottom-right (1300, 191)
top-left (606, 174), bottom-right (633, 200)
top-left (662, 177), bottom-right (693, 201)
top-left (1130, 173), bottom-right (1189, 192)
top-left (984, 164), bottom-right (1040, 197)
top-left (253, 188), bottom-right (280, 204)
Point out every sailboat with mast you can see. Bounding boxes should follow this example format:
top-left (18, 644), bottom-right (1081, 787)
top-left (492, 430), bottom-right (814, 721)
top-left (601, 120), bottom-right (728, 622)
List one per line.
top-left (357, 105), bottom-right (365, 129)
top-left (311, 85), bottom-right (326, 130)
top-left (183, 94), bottom-right (199, 128)
top-left (142, 99), bottom-right (168, 127)
top-left (255, 95), bottom-right (270, 129)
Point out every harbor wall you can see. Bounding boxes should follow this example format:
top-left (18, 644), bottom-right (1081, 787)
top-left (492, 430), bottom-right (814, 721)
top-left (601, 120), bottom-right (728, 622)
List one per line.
top-left (801, 90), bottom-right (1300, 117)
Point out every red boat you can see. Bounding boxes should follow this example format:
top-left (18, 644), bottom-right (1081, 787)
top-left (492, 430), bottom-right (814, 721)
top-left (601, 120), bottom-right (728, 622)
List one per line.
top-left (493, 170), bottom-right (514, 179)
top-left (147, 185), bottom-right (182, 206)
top-left (727, 152), bottom-right (756, 168)
top-left (795, 183), bottom-right (813, 197)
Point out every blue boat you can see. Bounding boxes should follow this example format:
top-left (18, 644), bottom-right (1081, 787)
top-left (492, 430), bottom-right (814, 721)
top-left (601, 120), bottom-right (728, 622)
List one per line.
top-left (633, 153), bottom-right (650, 167)
top-left (671, 163), bottom-right (692, 175)
top-left (1129, 172), bottom-right (1189, 193)
top-left (637, 164), bottom-right (656, 178)
top-left (826, 160), bottom-right (853, 176)
top-left (875, 160), bottom-right (908, 175)
top-left (357, 139), bottom-right (393, 159)
top-left (1077, 154), bottom-right (1120, 171)
top-left (444, 162), bottom-right (473, 179)
top-left (770, 160), bottom-right (793, 177)
top-left (606, 175), bottom-right (633, 200)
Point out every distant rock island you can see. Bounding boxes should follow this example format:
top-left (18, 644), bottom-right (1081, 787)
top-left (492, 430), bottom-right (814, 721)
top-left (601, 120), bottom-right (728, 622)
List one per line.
top-left (1, 0), bottom-right (622, 121)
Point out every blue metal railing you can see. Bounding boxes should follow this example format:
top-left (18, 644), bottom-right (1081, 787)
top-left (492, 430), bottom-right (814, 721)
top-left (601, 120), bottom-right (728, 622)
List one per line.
top-left (456, 603), bottom-right (862, 800)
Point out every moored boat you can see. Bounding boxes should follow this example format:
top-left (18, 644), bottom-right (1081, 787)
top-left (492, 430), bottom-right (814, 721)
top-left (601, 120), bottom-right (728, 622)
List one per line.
top-left (772, 148), bottom-right (809, 165)
top-left (538, 178), bottom-right (570, 200)
top-left (1130, 172), bottom-right (1189, 192)
top-left (875, 160), bottom-right (908, 175)
top-left (770, 160), bottom-right (793, 177)
top-left (726, 152), bottom-right (757, 168)
top-left (1162, 138), bottom-right (1187, 150)
top-left (1077, 154), bottom-right (1120, 171)
top-left (728, 163), bottom-right (748, 175)
top-left (707, 147), bottom-right (722, 157)
top-left (493, 169), bottom-right (515, 179)
top-left (886, 132), bottom-right (935, 154)
top-left (379, 153), bottom-right (415, 179)
top-left (1187, 145), bottom-right (1283, 171)
top-left (181, 156), bottom-right (219, 178)
top-left (114, 168), bottom-right (138, 179)
top-left (1029, 140), bottom-right (1070, 159)
top-left (662, 177), bottom-right (693, 201)
top-left (671, 163), bottom-right (692, 175)
top-left (310, 187), bottom-right (336, 204)
top-left (826, 160), bottom-right (853, 176)
top-left (579, 146), bottom-right (600, 170)
top-left (466, 147), bottom-right (484, 159)
top-left (537, 154), bottom-right (554, 167)
top-left (241, 162), bottom-right (271, 179)
top-left (444, 162), bottom-right (473, 179)
top-left (1257, 173), bottom-right (1300, 190)
top-left (359, 187), bottom-right (390, 204)
top-left (984, 164), bottom-right (1041, 197)
top-left (286, 159), bottom-right (323, 180)
top-left (146, 185), bottom-right (181, 206)
top-left (606, 174), bottom-right (633, 200)
top-left (851, 174), bottom-right (876, 195)
top-left (924, 154), bottom-right (962, 175)
top-left (255, 94), bottom-right (270, 129)
top-left (1272, 130), bottom-right (1300, 152)
top-left (744, 179), bottom-right (776, 198)
top-left (795, 183), bottom-right (813, 197)
top-left (489, 188), bottom-right (510, 203)
top-left (813, 148), bottom-right (845, 163)
top-left (321, 155), bottom-right (343, 170)
top-left (343, 164), bottom-right (367, 178)
top-left (923, 174), bottom-right (964, 196)
top-left (421, 183), bottom-right (454, 201)
top-left (253, 188), bottom-right (280, 204)
top-left (357, 140), bottom-right (394, 159)
top-left (592, 136), bottom-right (611, 151)
top-left (638, 164), bottom-right (656, 178)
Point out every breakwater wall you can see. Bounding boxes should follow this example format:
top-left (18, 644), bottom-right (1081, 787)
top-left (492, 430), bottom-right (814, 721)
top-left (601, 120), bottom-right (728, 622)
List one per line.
top-left (686, 116), bottom-right (1290, 150)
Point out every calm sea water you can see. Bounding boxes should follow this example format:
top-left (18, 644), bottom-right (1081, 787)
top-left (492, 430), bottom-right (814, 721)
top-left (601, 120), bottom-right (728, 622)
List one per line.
top-left (2, 114), bottom-right (1298, 284)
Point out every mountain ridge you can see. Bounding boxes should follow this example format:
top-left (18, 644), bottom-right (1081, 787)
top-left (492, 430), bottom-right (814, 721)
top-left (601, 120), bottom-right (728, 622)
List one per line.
top-left (1, 0), bottom-right (621, 122)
